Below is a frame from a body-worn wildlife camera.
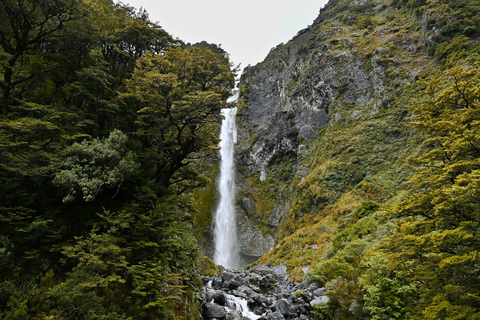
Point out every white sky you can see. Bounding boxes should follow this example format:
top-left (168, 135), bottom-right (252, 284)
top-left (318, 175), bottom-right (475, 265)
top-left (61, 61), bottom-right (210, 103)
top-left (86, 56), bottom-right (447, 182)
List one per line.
top-left (121, 0), bottom-right (329, 68)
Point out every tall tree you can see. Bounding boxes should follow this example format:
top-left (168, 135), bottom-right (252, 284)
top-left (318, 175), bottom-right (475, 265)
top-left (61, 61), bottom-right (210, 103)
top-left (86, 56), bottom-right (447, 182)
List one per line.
top-left (0, 0), bottom-right (83, 110)
top-left (121, 46), bottom-right (236, 196)
top-left (383, 65), bottom-right (480, 319)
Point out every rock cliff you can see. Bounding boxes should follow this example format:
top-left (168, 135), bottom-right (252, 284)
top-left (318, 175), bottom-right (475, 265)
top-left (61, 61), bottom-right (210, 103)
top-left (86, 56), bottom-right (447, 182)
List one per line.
top-left (207, 0), bottom-right (480, 318)
top-left (234, 0), bottom-right (436, 261)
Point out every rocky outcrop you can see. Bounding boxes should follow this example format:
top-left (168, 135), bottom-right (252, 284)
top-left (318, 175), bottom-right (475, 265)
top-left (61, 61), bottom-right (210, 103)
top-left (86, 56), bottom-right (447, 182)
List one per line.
top-left (199, 265), bottom-right (329, 320)
top-left (237, 210), bottom-right (275, 258)
top-left (233, 0), bottom-right (434, 251)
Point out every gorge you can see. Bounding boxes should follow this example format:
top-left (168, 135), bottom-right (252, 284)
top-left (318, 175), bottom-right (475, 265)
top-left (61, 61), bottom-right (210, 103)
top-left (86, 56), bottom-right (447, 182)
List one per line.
top-left (1, 0), bottom-right (480, 318)
top-left (204, 0), bottom-right (480, 319)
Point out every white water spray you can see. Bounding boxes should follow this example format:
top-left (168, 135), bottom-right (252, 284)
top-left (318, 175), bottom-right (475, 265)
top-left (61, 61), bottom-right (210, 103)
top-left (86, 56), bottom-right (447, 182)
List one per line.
top-left (213, 107), bottom-right (238, 269)
top-left (225, 293), bottom-right (261, 319)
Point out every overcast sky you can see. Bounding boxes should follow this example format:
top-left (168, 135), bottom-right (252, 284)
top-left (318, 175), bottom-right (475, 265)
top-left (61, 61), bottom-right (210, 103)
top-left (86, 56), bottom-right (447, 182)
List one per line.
top-left (122, 0), bottom-right (329, 68)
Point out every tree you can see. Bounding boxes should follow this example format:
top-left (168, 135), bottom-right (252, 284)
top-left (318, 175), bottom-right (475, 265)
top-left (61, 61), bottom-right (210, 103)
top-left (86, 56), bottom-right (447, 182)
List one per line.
top-left (53, 129), bottom-right (139, 203)
top-left (0, 0), bottom-right (83, 110)
top-left (361, 251), bottom-right (418, 320)
top-left (90, 0), bottom-right (178, 88)
top-left (383, 65), bottom-right (480, 319)
top-left (120, 46), bottom-right (236, 196)
top-left (46, 198), bottom-right (201, 319)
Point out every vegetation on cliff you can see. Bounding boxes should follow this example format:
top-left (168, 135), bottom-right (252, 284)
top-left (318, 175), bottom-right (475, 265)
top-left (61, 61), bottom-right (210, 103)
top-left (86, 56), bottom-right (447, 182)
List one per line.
top-left (237, 0), bottom-right (480, 319)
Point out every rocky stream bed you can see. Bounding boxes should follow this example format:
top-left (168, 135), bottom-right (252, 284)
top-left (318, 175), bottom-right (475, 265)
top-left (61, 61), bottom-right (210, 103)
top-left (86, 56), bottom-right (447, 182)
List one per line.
top-left (199, 265), bottom-right (329, 320)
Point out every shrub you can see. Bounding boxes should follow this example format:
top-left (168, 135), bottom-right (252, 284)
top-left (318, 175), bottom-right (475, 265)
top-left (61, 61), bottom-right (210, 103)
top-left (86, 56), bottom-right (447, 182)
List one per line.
top-left (356, 200), bottom-right (380, 219)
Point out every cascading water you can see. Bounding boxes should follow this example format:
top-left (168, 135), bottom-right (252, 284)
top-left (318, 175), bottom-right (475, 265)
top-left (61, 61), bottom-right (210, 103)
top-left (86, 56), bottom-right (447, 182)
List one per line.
top-left (213, 107), bottom-right (238, 269)
top-left (225, 293), bottom-right (261, 319)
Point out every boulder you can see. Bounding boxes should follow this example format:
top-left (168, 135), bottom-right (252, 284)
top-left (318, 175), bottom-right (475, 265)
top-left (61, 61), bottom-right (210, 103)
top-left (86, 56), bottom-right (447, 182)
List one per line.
top-left (300, 283), bottom-right (320, 302)
top-left (272, 264), bottom-right (287, 278)
top-left (260, 311), bottom-right (285, 320)
top-left (202, 266), bottom-right (325, 320)
top-left (225, 310), bottom-right (245, 320)
top-left (310, 296), bottom-right (329, 307)
top-left (259, 274), bottom-right (276, 290)
top-left (273, 298), bottom-right (296, 317)
top-left (312, 287), bottom-right (325, 298)
top-left (211, 277), bottom-right (223, 290)
top-left (213, 291), bottom-right (227, 306)
top-left (221, 272), bottom-right (237, 282)
top-left (203, 302), bottom-right (227, 319)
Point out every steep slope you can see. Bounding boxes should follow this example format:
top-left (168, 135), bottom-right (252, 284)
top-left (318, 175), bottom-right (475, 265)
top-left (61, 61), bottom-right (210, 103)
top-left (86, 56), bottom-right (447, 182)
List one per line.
top-left (236, 0), bottom-right (432, 258)
top-left (234, 0), bottom-right (480, 318)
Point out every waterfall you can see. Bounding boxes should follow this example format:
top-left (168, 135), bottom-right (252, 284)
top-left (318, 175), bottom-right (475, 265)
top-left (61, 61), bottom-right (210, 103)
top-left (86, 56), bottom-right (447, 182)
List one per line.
top-left (213, 107), bottom-right (238, 269)
top-left (225, 293), bottom-right (261, 319)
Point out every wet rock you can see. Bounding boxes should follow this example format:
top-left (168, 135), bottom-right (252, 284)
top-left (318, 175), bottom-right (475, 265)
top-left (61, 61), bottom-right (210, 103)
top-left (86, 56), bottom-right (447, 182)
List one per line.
top-left (211, 277), bottom-right (223, 290)
top-left (225, 279), bottom-right (241, 290)
top-left (249, 284), bottom-right (262, 293)
top-left (270, 284), bottom-right (284, 298)
top-left (260, 311), bottom-right (285, 320)
top-left (237, 285), bottom-right (256, 298)
top-left (226, 310), bottom-right (247, 320)
top-left (203, 302), bottom-right (227, 319)
top-left (234, 274), bottom-right (249, 286)
top-left (201, 266), bottom-right (319, 320)
top-left (237, 210), bottom-right (275, 258)
top-left (213, 291), bottom-right (227, 306)
top-left (251, 265), bottom-right (275, 276)
top-left (221, 272), bottom-right (237, 282)
top-left (247, 292), bottom-right (269, 310)
top-left (259, 274), bottom-right (276, 290)
top-left (300, 283), bottom-right (320, 302)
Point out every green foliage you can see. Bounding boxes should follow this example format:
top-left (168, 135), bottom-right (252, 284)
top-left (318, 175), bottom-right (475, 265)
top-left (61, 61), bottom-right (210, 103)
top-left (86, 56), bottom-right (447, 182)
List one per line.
top-left (331, 218), bottom-right (376, 254)
top-left (245, 1), bottom-right (480, 320)
top-left (121, 46), bottom-right (235, 196)
top-left (356, 200), bottom-right (380, 219)
top-left (198, 255), bottom-right (220, 277)
top-left (53, 130), bottom-right (139, 202)
top-left (433, 35), bottom-right (473, 65)
top-left (0, 0), bottom-right (83, 108)
top-left (0, 0), bottom-right (233, 317)
top-left (361, 251), bottom-right (418, 320)
top-left (423, 0), bottom-right (480, 62)
top-left (239, 83), bottom-right (250, 102)
top-left (382, 65), bottom-right (480, 318)
top-left (49, 217), bottom-right (131, 319)
top-left (391, 0), bottom-right (427, 10)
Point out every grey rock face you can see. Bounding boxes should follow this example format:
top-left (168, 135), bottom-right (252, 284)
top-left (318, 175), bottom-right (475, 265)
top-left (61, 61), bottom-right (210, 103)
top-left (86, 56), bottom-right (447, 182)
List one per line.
top-left (237, 210), bottom-right (274, 258)
top-left (233, 0), bottom-right (432, 250)
top-left (272, 264), bottom-right (287, 278)
top-left (221, 272), bottom-right (237, 282)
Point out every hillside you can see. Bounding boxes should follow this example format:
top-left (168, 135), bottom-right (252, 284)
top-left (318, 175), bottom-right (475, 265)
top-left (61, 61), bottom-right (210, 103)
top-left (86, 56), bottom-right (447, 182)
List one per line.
top-left (231, 0), bottom-right (480, 318)
top-left (0, 0), bottom-right (234, 318)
